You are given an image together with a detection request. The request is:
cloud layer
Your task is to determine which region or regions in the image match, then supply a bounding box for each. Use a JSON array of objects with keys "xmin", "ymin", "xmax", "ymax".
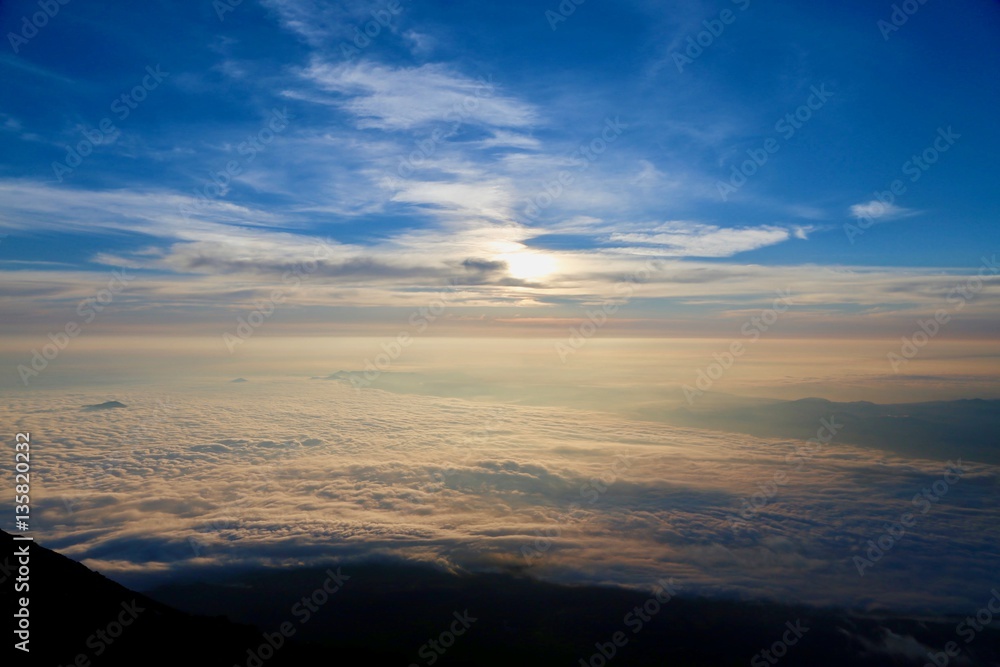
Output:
[{"xmin": 6, "ymin": 380, "xmax": 997, "ymax": 613}]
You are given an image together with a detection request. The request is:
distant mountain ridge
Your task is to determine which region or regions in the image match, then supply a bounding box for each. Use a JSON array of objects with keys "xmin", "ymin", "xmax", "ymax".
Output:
[
  {"xmin": 81, "ymin": 400, "xmax": 127, "ymax": 411},
  {"xmin": 651, "ymin": 398, "xmax": 1000, "ymax": 464}
]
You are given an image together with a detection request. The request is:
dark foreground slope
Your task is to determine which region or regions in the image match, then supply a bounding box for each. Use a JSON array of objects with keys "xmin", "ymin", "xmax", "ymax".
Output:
[
  {"xmin": 5, "ymin": 529, "xmax": 1000, "ymax": 666},
  {"xmin": 150, "ymin": 561, "xmax": 1000, "ymax": 667},
  {"xmin": 1, "ymin": 529, "xmax": 323, "ymax": 666}
]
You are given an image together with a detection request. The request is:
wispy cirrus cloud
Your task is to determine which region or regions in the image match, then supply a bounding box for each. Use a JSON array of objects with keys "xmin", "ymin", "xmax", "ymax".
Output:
[
  {"xmin": 260, "ymin": 0, "xmax": 404, "ymax": 47},
  {"xmin": 607, "ymin": 221, "xmax": 796, "ymax": 258},
  {"xmin": 0, "ymin": 0, "xmax": 996, "ymax": 340},
  {"xmin": 296, "ymin": 60, "xmax": 538, "ymax": 131},
  {"xmin": 849, "ymin": 201, "xmax": 918, "ymax": 222}
]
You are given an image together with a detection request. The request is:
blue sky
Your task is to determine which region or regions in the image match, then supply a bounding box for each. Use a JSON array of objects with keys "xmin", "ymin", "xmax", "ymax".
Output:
[{"xmin": 1, "ymin": 0, "xmax": 998, "ymax": 335}]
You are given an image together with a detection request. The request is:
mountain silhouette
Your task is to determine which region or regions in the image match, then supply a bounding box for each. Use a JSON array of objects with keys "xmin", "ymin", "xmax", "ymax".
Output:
[
  {"xmin": 653, "ymin": 398, "xmax": 1000, "ymax": 464},
  {"xmin": 81, "ymin": 401, "xmax": 127, "ymax": 411},
  {"xmin": 1, "ymin": 529, "xmax": 324, "ymax": 665}
]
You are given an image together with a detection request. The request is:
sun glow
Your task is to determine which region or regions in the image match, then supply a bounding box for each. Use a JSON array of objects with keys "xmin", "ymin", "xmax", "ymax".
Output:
[{"xmin": 498, "ymin": 251, "xmax": 558, "ymax": 281}]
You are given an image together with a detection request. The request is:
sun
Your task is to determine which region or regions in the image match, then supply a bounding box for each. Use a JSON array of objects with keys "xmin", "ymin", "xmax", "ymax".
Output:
[{"xmin": 498, "ymin": 251, "xmax": 558, "ymax": 281}]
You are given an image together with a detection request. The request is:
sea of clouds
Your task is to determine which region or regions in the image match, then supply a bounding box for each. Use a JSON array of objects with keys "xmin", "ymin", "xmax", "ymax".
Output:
[{"xmin": 3, "ymin": 379, "xmax": 997, "ymax": 613}]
